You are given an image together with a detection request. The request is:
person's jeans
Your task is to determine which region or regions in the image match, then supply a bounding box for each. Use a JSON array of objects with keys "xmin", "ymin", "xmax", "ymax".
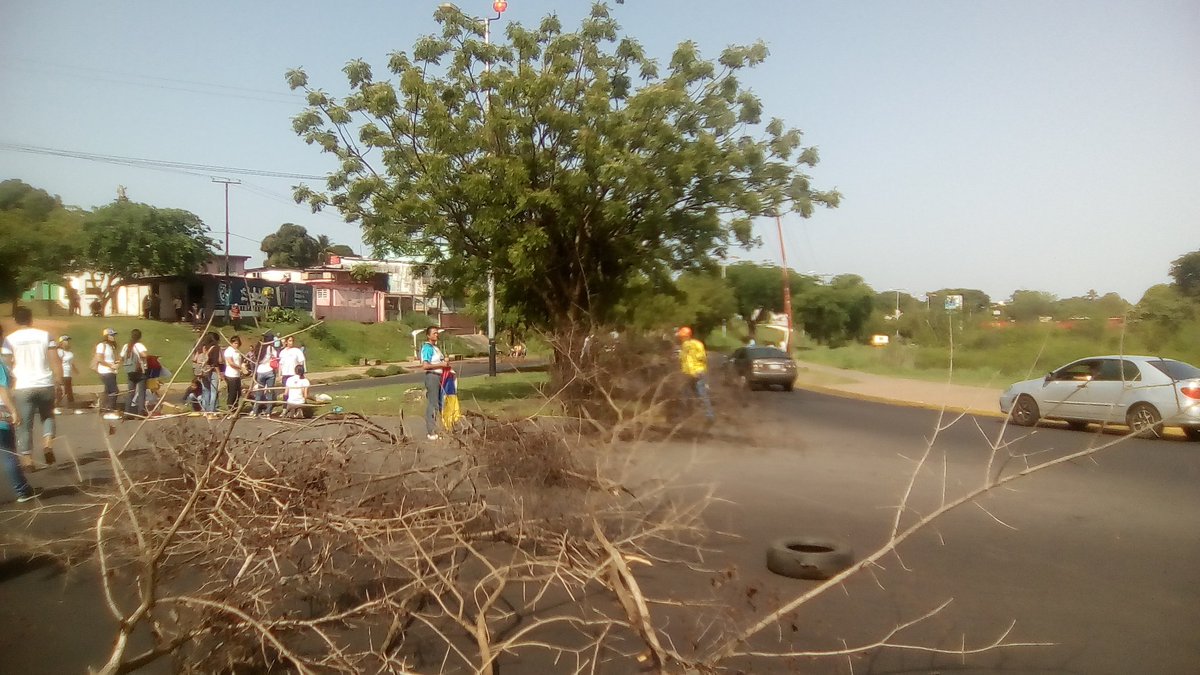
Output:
[
  {"xmin": 685, "ymin": 374, "xmax": 715, "ymax": 421},
  {"xmin": 0, "ymin": 427, "xmax": 32, "ymax": 499},
  {"xmin": 424, "ymin": 372, "xmax": 443, "ymax": 435},
  {"xmin": 126, "ymin": 372, "xmax": 147, "ymax": 417},
  {"xmin": 13, "ymin": 387, "xmax": 55, "ymax": 457},
  {"xmin": 99, "ymin": 373, "xmax": 119, "ymax": 412},
  {"xmin": 201, "ymin": 371, "xmax": 220, "ymax": 413},
  {"xmin": 252, "ymin": 371, "xmax": 275, "ymax": 416}
]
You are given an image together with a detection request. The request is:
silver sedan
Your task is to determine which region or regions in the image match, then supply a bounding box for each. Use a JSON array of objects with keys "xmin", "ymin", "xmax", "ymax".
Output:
[{"xmin": 999, "ymin": 355, "xmax": 1200, "ymax": 440}]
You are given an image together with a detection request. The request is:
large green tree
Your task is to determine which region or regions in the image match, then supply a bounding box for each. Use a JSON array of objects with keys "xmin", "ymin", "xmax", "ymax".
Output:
[
  {"xmin": 287, "ymin": 2, "xmax": 838, "ymax": 364},
  {"xmin": 0, "ymin": 180, "xmax": 84, "ymax": 309},
  {"xmin": 262, "ymin": 223, "xmax": 321, "ymax": 268},
  {"xmin": 794, "ymin": 274, "xmax": 875, "ymax": 346},
  {"xmin": 82, "ymin": 201, "xmax": 217, "ymax": 310},
  {"xmin": 1169, "ymin": 250, "xmax": 1200, "ymax": 298}
]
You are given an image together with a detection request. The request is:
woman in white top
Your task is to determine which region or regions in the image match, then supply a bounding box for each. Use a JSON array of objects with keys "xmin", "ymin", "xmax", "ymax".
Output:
[
  {"xmin": 223, "ymin": 335, "xmax": 245, "ymax": 412},
  {"xmin": 249, "ymin": 332, "xmax": 279, "ymax": 417},
  {"xmin": 277, "ymin": 336, "xmax": 306, "ymax": 388},
  {"xmin": 55, "ymin": 335, "xmax": 76, "ymax": 413},
  {"xmin": 92, "ymin": 328, "xmax": 120, "ymax": 417},
  {"xmin": 284, "ymin": 364, "xmax": 310, "ymax": 418}
]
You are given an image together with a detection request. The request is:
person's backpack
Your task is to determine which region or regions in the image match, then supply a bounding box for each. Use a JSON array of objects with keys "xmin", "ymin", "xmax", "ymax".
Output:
[{"xmin": 122, "ymin": 344, "xmax": 144, "ymax": 374}]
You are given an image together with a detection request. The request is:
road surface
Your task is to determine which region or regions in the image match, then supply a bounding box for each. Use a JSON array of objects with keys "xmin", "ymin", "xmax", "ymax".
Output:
[{"xmin": 0, "ymin": 386, "xmax": 1196, "ymax": 673}]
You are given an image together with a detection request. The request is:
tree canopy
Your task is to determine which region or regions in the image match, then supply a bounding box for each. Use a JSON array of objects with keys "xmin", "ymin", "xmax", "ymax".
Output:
[
  {"xmin": 81, "ymin": 200, "xmax": 216, "ymax": 307},
  {"xmin": 262, "ymin": 223, "xmax": 322, "ymax": 268},
  {"xmin": 0, "ymin": 180, "xmax": 83, "ymax": 306},
  {"xmin": 1169, "ymin": 250, "xmax": 1200, "ymax": 299},
  {"xmin": 288, "ymin": 2, "xmax": 838, "ymax": 344}
]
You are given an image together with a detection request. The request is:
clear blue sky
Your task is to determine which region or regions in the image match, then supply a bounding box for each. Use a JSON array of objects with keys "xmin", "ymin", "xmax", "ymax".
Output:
[{"xmin": 2, "ymin": 0, "xmax": 1197, "ymax": 303}]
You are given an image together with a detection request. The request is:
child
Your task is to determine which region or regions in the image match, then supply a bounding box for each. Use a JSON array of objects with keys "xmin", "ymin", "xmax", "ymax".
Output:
[
  {"xmin": 283, "ymin": 364, "xmax": 310, "ymax": 419},
  {"xmin": 182, "ymin": 378, "xmax": 204, "ymax": 412}
]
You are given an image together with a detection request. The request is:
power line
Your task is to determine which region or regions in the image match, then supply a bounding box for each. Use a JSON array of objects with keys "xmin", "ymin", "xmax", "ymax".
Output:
[
  {"xmin": 0, "ymin": 141, "xmax": 324, "ymax": 180},
  {"xmin": 6, "ymin": 57, "xmax": 304, "ymax": 105}
]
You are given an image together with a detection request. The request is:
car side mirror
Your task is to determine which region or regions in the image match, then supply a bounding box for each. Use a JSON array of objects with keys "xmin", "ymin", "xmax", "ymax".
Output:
[{"xmin": 1044, "ymin": 372, "xmax": 1052, "ymax": 383}]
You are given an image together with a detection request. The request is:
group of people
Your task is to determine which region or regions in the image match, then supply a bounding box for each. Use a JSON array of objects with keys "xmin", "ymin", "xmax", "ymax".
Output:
[{"xmin": 186, "ymin": 331, "xmax": 309, "ymax": 418}]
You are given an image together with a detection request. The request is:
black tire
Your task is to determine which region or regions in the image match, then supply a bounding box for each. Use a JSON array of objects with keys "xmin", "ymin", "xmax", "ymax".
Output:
[
  {"xmin": 1184, "ymin": 426, "xmax": 1200, "ymax": 442},
  {"xmin": 1066, "ymin": 420, "xmax": 1089, "ymax": 432},
  {"xmin": 1010, "ymin": 395, "xmax": 1040, "ymax": 427},
  {"xmin": 783, "ymin": 381, "xmax": 794, "ymax": 392},
  {"xmin": 1126, "ymin": 403, "xmax": 1163, "ymax": 439},
  {"xmin": 766, "ymin": 537, "xmax": 853, "ymax": 580}
]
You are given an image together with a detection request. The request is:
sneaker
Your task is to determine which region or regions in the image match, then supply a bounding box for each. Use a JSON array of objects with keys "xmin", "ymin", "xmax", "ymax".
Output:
[
  {"xmin": 16, "ymin": 489, "xmax": 43, "ymax": 504},
  {"xmin": 426, "ymin": 434, "xmax": 440, "ymax": 441},
  {"xmin": 43, "ymin": 449, "xmax": 56, "ymax": 466},
  {"xmin": 53, "ymin": 408, "xmax": 63, "ymax": 415},
  {"xmin": 102, "ymin": 412, "xmax": 122, "ymax": 421},
  {"xmin": 74, "ymin": 409, "xmax": 86, "ymax": 415}
]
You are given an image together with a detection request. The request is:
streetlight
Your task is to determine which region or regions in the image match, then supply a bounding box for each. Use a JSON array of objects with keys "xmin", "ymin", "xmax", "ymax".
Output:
[
  {"xmin": 774, "ymin": 211, "xmax": 794, "ymax": 353},
  {"xmin": 439, "ymin": 1, "xmax": 507, "ymax": 377}
]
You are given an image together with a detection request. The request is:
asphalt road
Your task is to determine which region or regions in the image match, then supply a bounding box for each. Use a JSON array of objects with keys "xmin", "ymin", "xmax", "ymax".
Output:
[
  {"xmin": 1, "ymin": 386, "xmax": 1197, "ymax": 673},
  {"xmin": 659, "ymin": 386, "xmax": 1200, "ymax": 674}
]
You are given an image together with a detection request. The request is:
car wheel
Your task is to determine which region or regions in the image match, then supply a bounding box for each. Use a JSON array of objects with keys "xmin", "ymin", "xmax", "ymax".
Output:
[
  {"xmin": 766, "ymin": 537, "xmax": 854, "ymax": 580},
  {"xmin": 783, "ymin": 381, "xmax": 794, "ymax": 392},
  {"xmin": 1126, "ymin": 403, "xmax": 1163, "ymax": 439},
  {"xmin": 1066, "ymin": 420, "xmax": 1089, "ymax": 432},
  {"xmin": 1183, "ymin": 426, "xmax": 1200, "ymax": 442},
  {"xmin": 1010, "ymin": 395, "xmax": 1040, "ymax": 427}
]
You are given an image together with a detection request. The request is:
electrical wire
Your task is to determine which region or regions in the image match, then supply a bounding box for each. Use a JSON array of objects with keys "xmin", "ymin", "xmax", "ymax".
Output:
[{"xmin": 0, "ymin": 141, "xmax": 324, "ymax": 180}]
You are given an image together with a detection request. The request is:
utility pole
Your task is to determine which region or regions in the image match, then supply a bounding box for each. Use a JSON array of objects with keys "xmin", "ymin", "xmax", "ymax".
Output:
[{"xmin": 212, "ymin": 178, "xmax": 240, "ymax": 315}]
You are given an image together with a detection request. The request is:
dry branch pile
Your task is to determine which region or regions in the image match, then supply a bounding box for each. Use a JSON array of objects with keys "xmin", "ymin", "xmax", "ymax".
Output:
[{"xmin": 87, "ymin": 413, "xmax": 713, "ymax": 674}]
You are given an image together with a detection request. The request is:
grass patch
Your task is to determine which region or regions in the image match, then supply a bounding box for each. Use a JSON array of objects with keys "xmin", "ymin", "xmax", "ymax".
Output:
[{"xmin": 323, "ymin": 371, "xmax": 553, "ymax": 418}]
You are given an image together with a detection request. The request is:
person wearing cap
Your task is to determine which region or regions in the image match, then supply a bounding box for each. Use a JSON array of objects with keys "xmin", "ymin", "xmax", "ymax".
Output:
[
  {"xmin": 54, "ymin": 335, "xmax": 76, "ymax": 413},
  {"xmin": 676, "ymin": 326, "xmax": 714, "ymax": 422},
  {"xmin": 1, "ymin": 306, "xmax": 63, "ymax": 469},
  {"xmin": 92, "ymin": 328, "xmax": 121, "ymax": 418}
]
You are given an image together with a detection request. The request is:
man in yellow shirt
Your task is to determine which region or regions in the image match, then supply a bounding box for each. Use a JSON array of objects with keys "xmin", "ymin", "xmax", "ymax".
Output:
[{"xmin": 676, "ymin": 326, "xmax": 714, "ymax": 421}]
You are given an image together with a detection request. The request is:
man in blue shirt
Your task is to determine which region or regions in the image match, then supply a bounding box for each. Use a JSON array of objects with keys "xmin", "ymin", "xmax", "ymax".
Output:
[{"xmin": 419, "ymin": 327, "xmax": 446, "ymax": 440}]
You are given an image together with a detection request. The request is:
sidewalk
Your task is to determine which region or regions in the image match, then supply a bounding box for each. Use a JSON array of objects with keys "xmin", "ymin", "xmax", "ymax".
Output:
[{"xmin": 792, "ymin": 359, "xmax": 1005, "ymax": 418}]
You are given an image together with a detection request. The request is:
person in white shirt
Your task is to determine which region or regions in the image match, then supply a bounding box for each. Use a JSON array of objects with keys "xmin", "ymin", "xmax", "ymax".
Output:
[
  {"xmin": 277, "ymin": 336, "xmax": 306, "ymax": 389},
  {"xmin": 92, "ymin": 328, "xmax": 121, "ymax": 418},
  {"xmin": 119, "ymin": 329, "xmax": 149, "ymax": 417},
  {"xmin": 284, "ymin": 364, "xmax": 310, "ymax": 418},
  {"xmin": 223, "ymin": 335, "xmax": 245, "ymax": 412},
  {"xmin": 249, "ymin": 332, "xmax": 279, "ymax": 417},
  {"xmin": 54, "ymin": 335, "xmax": 76, "ymax": 414},
  {"xmin": 1, "ymin": 307, "xmax": 63, "ymax": 468}
]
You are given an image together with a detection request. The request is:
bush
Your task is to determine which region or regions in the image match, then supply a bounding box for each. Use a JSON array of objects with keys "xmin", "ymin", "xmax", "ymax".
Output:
[
  {"xmin": 384, "ymin": 364, "xmax": 405, "ymax": 376},
  {"xmin": 266, "ymin": 307, "xmax": 303, "ymax": 324},
  {"xmin": 365, "ymin": 367, "xmax": 386, "ymax": 378}
]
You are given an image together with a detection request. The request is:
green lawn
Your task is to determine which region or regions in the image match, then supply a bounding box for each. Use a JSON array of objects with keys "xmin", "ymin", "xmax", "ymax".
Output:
[{"xmin": 323, "ymin": 371, "xmax": 553, "ymax": 418}]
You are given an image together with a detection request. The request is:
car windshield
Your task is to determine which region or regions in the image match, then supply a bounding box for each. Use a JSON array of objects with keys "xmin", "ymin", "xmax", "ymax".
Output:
[
  {"xmin": 747, "ymin": 347, "xmax": 789, "ymax": 360},
  {"xmin": 1148, "ymin": 359, "xmax": 1200, "ymax": 381}
]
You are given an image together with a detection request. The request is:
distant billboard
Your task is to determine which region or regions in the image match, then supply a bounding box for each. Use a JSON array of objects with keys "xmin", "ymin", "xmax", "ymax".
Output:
[{"xmin": 944, "ymin": 294, "xmax": 963, "ymax": 311}]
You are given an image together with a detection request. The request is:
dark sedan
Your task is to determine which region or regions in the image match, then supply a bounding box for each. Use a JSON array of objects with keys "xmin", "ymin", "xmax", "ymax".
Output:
[{"xmin": 726, "ymin": 346, "xmax": 797, "ymax": 391}]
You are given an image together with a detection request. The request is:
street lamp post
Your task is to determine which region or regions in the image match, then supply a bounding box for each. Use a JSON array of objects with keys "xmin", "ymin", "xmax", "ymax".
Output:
[
  {"xmin": 774, "ymin": 212, "xmax": 793, "ymax": 353},
  {"xmin": 440, "ymin": 1, "xmax": 507, "ymax": 377}
]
